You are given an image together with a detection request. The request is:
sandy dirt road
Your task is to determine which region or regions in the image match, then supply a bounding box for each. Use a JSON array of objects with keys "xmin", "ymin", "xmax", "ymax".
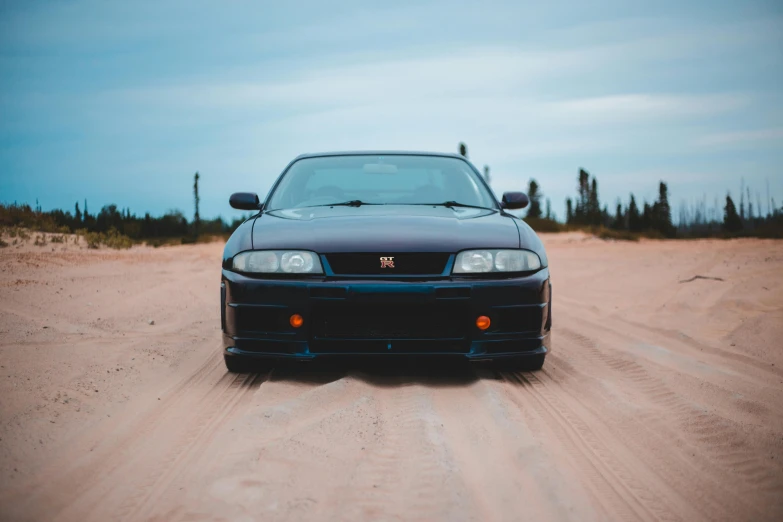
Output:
[{"xmin": 1, "ymin": 233, "xmax": 782, "ymax": 521}]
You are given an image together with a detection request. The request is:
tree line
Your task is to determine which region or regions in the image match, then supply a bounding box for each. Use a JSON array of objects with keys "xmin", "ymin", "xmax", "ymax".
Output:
[
  {"xmin": 561, "ymin": 168, "xmax": 677, "ymax": 237},
  {"xmin": 0, "ymin": 201, "xmax": 247, "ymax": 242},
  {"xmin": 457, "ymin": 142, "xmax": 782, "ymax": 239},
  {"xmin": 4, "ymin": 157, "xmax": 782, "ymax": 244},
  {"xmin": 525, "ymin": 168, "xmax": 782, "ymax": 238},
  {"xmin": 0, "ymin": 172, "xmax": 248, "ymax": 244}
]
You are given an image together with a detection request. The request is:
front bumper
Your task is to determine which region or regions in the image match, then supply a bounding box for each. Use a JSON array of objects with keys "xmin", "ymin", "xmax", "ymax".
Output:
[{"xmin": 221, "ymin": 269, "xmax": 552, "ymax": 361}]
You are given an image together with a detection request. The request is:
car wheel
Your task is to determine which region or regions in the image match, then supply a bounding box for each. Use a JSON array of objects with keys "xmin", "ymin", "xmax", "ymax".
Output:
[
  {"xmin": 500, "ymin": 354, "xmax": 545, "ymax": 372},
  {"xmin": 223, "ymin": 354, "xmax": 275, "ymax": 373}
]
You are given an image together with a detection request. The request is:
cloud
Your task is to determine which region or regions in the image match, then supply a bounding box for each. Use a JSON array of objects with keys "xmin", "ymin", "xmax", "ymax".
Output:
[
  {"xmin": 2, "ymin": 1, "xmax": 782, "ymax": 219},
  {"xmin": 103, "ymin": 42, "xmax": 752, "ymax": 141},
  {"xmin": 543, "ymin": 94, "xmax": 750, "ymax": 124},
  {"xmin": 694, "ymin": 128, "xmax": 783, "ymax": 147},
  {"xmin": 109, "ymin": 45, "xmax": 598, "ymax": 109}
]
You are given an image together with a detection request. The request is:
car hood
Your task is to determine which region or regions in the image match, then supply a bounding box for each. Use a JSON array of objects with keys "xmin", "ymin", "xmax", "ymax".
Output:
[{"xmin": 251, "ymin": 205, "xmax": 522, "ymax": 253}]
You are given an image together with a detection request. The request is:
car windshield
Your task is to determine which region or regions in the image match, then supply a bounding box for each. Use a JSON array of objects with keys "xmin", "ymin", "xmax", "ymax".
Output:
[{"xmin": 265, "ymin": 155, "xmax": 497, "ymax": 210}]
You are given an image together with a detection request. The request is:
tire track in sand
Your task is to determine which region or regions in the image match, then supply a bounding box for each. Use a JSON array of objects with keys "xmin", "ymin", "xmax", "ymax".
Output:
[
  {"xmin": 329, "ymin": 382, "xmax": 465, "ymax": 522},
  {"xmin": 497, "ymin": 370, "xmax": 683, "ymax": 522},
  {"xmin": 159, "ymin": 374, "xmax": 381, "ymax": 522},
  {"xmin": 114, "ymin": 371, "xmax": 266, "ymax": 522},
  {"xmin": 558, "ymin": 324, "xmax": 783, "ymax": 499},
  {"xmin": 2, "ymin": 351, "xmax": 223, "ymax": 521},
  {"xmin": 431, "ymin": 375, "xmax": 599, "ymax": 521}
]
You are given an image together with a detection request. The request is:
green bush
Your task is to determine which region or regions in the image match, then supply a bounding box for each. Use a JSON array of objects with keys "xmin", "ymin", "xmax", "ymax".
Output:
[
  {"xmin": 84, "ymin": 231, "xmax": 102, "ymax": 248},
  {"xmin": 103, "ymin": 228, "xmax": 133, "ymax": 249},
  {"xmin": 81, "ymin": 228, "xmax": 132, "ymax": 249},
  {"xmin": 592, "ymin": 227, "xmax": 640, "ymax": 242},
  {"xmin": 8, "ymin": 227, "xmax": 31, "ymax": 240},
  {"xmin": 524, "ymin": 217, "xmax": 566, "ymax": 233}
]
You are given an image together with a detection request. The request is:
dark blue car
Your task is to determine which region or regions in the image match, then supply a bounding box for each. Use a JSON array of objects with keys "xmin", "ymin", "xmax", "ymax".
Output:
[{"xmin": 221, "ymin": 151, "xmax": 552, "ymax": 372}]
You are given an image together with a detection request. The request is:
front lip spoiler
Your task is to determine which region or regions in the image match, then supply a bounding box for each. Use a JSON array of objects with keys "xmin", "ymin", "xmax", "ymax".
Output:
[{"xmin": 224, "ymin": 346, "xmax": 548, "ymax": 360}]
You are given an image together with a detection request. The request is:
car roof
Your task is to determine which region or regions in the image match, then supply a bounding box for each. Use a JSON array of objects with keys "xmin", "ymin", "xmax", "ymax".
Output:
[{"xmin": 293, "ymin": 150, "xmax": 467, "ymax": 160}]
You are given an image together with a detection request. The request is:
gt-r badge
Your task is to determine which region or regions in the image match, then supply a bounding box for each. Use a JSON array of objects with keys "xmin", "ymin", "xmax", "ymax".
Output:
[{"xmin": 380, "ymin": 256, "xmax": 395, "ymax": 268}]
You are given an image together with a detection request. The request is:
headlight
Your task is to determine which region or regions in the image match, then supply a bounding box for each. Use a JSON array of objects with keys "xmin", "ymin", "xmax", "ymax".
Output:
[
  {"xmin": 233, "ymin": 250, "xmax": 323, "ymax": 274},
  {"xmin": 453, "ymin": 249, "xmax": 541, "ymax": 273}
]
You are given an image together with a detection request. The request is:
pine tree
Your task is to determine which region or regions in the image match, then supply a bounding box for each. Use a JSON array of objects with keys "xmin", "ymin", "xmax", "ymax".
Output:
[
  {"xmin": 723, "ymin": 194, "xmax": 743, "ymax": 233},
  {"xmin": 576, "ymin": 169, "xmax": 590, "ymax": 222},
  {"xmin": 740, "ymin": 179, "xmax": 745, "ymax": 220},
  {"xmin": 613, "ymin": 202, "xmax": 624, "ymax": 230},
  {"xmin": 545, "ymin": 198, "xmax": 551, "ymax": 220},
  {"xmin": 588, "ymin": 178, "xmax": 600, "ymax": 225},
  {"xmin": 75, "ymin": 202, "xmax": 82, "ymax": 223},
  {"xmin": 526, "ymin": 179, "xmax": 542, "ymax": 219},
  {"xmin": 642, "ymin": 202, "xmax": 652, "ymax": 230},
  {"xmin": 655, "ymin": 181, "xmax": 674, "ymax": 236},
  {"xmin": 566, "ymin": 198, "xmax": 573, "ymax": 223},
  {"xmin": 628, "ymin": 195, "xmax": 641, "ymax": 231}
]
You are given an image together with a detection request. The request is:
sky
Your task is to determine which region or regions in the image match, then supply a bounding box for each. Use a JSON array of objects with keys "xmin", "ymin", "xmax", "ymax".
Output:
[{"xmin": 1, "ymin": 0, "xmax": 782, "ymax": 223}]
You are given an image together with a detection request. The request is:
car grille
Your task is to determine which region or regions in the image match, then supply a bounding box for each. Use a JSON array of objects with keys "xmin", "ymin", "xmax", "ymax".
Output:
[
  {"xmin": 325, "ymin": 253, "xmax": 450, "ymax": 275},
  {"xmin": 312, "ymin": 303, "xmax": 467, "ymax": 340}
]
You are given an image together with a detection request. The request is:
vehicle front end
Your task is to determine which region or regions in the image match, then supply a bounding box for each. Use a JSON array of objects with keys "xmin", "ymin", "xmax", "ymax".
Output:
[
  {"xmin": 221, "ymin": 152, "xmax": 552, "ymax": 371},
  {"xmin": 221, "ymin": 250, "xmax": 552, "ymax": 365}
]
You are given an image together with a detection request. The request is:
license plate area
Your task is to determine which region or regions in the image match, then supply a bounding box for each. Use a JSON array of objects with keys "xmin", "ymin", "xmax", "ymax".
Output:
[{"xmin": 311, "ymin": 303, "xmax": 468, "ymax": 340}]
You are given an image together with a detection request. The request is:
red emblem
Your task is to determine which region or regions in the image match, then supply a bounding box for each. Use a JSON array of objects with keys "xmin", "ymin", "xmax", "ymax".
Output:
[{"xmin": 380, "ymin": 256, "xmax": 395, "ymax": 268}]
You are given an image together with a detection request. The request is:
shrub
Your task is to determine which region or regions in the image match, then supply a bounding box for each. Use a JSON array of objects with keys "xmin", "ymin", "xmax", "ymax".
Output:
[
  {"xmin": 81, "ymin": 228, "xmax": 133, "ymax": 249},
  {"xmin": 103, "ymin": 228, "xmax": 133, "ymax": 249},
  {"xmin": 524, "ymin": 217, "xmax": 566, "ymax": 233},
  {"xmin": 593, "ymin": 227, "xmax": 640, "ymax": 242},
  {"xmin": 84, "ymin": 231, "xmax": 102, "ymax": 248}
]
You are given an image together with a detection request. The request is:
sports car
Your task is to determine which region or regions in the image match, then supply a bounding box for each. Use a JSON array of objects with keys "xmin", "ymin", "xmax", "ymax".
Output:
[{"xmin": 221, "ymin": 151, "xmax": 552, "ymax": 372}]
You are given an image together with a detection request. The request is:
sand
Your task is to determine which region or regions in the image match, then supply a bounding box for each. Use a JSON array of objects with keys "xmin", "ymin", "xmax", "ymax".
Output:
[{"xmin": 0, "ymin": 232, "xmax": 781, "ymax": 521}]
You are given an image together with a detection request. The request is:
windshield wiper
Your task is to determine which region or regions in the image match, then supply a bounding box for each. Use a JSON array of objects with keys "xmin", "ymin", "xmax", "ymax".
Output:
[
  {"xmin": 418, "ymin": 201, "xmax": 494, "ymax": 210},
  {"xmin": 329, "ymin": 199, "xmax": 387, "ymax": 207},
  {"xmin": 302, "ymin": 200, "xmax": 383, "ymax": 208}
]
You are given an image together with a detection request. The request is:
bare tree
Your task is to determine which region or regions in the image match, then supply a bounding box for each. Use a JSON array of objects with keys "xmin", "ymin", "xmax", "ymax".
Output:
[{"xmin": 193, "ymin": 172, "xmax": 201, "ymax": 236}]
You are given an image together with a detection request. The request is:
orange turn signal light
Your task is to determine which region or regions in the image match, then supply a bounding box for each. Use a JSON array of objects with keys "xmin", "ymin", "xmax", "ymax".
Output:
[
  {"xmin": 290, "ymin": 314, "xmax": 304, "ymax": 328},
  {"xmin": 476, "ymin": 315, "xmax": 491, "ymax": 330}
]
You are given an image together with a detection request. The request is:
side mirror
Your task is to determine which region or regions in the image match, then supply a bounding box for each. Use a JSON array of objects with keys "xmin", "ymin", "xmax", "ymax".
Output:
[
  {"xmin": 229, "ymin": 192, "xmax": 262, "ymax": 210},
  {"xmin": 501, "ymin": 191, "xmax": 529, "ymax": 210}
]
